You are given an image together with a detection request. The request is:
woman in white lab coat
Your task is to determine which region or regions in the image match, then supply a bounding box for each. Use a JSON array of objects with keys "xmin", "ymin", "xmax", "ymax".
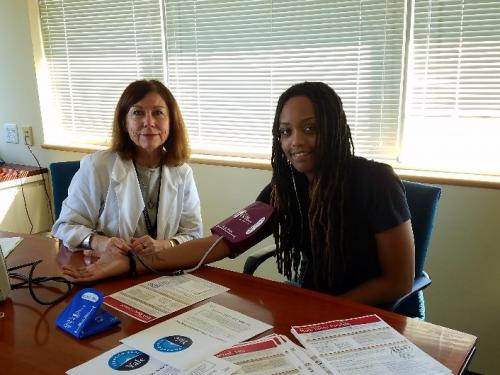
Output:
[{"xmin": 53, "ymin": 80, "xmax": 202, "ymax": 255}]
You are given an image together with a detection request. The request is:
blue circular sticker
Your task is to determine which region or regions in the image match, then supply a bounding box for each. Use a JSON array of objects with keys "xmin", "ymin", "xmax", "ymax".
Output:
[
  {"xmin": 108, "ymin": 350, "xmax": 150, "ymax": 371},
  {"xmin": 154, "ymin": 335, "xmax": 193, "ymax": 352}
]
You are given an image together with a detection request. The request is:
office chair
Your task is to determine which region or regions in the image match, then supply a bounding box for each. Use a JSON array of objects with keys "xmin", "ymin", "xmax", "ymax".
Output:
[
  {"xmin": 243, "ymin": 180, "xmax": 441, "ymax": 320},
  {"xmin": 49, "ymin": 160, "xmax": 80, "ymax": 220}
]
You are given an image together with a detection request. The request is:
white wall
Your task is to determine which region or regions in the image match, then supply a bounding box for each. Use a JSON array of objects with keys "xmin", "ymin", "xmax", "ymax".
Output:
[
  {"xmin": 0, "ymin": 175, "xmax": 52, "ymax": 233},
  {"xmin": 1, "ymin": 1, "xmax": 498, "ymax": 373}
]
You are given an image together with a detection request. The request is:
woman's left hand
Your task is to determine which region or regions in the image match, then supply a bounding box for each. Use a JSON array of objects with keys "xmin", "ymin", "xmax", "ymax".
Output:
[
  {"xmin": 62, "ymin": 250, "xmax": 129, "ymax": 282},
  {"xmin": 130, "ymin": 235, "xmax": 164, "ymax": 254}
]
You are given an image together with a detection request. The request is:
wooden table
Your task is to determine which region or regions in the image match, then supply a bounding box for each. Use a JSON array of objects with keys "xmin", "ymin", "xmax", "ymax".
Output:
[{"xmin": 0, "ymin": 232, "xmax": 477, "ymax": 374}]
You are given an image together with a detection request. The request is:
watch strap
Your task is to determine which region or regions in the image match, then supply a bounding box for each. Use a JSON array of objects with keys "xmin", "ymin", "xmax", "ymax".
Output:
[{"xmin": 126, "ymin": 251, "xmax": 137, "ymax": 277}]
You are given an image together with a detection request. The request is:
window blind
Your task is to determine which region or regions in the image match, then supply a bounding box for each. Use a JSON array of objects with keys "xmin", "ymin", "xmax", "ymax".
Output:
[
  {"xmin": 163, "ymin": 0, "xmax": 406, "ymax": 160},
  {"xmin": 407, "ymin": 0, "xmax": 500, "ymax": 117},
  {"xmin": 38, "ymin": 0, "xmax": 164, "ymax": 144},
  {"xmin": 403, "ymin": 0, "xmax": 500, "ymax": 174}
]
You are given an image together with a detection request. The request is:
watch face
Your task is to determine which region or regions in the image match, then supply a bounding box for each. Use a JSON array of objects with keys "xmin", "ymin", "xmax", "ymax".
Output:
[{"xmin": 82, "ymin": 233, "xmax": 93, "ymax": 249}]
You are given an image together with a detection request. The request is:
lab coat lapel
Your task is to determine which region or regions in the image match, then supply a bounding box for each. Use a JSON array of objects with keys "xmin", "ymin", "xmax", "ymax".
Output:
[{"xmin": 111, "ymin": 157, "xmax": 143, "ymax": 240}]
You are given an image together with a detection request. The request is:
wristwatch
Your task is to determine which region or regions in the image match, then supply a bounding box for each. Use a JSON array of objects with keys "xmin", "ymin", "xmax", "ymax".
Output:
[{"xmin": 81, "ymin": 232, "xmax": 95, "ymax": 250}]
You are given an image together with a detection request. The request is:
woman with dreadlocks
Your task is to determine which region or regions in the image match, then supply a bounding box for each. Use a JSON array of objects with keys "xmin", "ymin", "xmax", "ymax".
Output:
[
  {"xmin": 63, "ymin": 82, "xmax": 414, "ymax": 306},
  {"xmin": 254, "ymin": 82, "xmax": 415, "ymax": 305}
]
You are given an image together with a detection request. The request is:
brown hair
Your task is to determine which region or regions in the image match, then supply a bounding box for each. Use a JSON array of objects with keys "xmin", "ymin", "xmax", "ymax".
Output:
[
  {"xmin": 110, "ymin": 79, "xmax": 190, "ymax": 166},
  {"xmin": 271, "ymin": 82, "xmax": 354, "ymax": 290}
]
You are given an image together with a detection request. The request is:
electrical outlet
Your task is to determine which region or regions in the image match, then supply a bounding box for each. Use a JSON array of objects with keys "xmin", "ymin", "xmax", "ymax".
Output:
[
  {"xmin": 22, "ymin": 126, "xmax": 34, "ymax": 146},
  {"xmin": 4, "ymin": 123, "xmax": 19, "ymax": 144}
]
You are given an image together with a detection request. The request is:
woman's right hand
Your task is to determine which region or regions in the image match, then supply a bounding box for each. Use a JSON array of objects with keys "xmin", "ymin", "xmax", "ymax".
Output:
[{"xmin": 91, "ymin": 234, "xmax": 132, "ymax": 256}]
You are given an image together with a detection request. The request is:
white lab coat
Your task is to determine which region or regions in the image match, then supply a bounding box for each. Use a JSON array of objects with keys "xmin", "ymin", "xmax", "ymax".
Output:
[{"xmin": 52, "ymin": 150, "xmax": 203, "ymax": 250}]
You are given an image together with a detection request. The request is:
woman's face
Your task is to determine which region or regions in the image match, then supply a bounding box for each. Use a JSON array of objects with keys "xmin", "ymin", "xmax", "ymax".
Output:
[
  {"xmin": 126, "ymin": 91, "xmax": 170, "ymax": 154},
  {"xmin": 278, "ymin": 95, "xmax": 317, "ymax": 181}
]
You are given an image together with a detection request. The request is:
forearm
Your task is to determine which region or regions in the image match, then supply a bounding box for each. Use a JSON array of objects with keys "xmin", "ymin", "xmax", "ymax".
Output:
[
  {"xmin": 344, "ymin": 221, "xmax": 415, "ymax": 306},
  {"xmin": 135, "ymin": 235, "xmax": 231, "ymax": 272},
  {"xmin": 92, "ymin": 235, "xmax": 176, "ymax": 255},
  {"xmin": 340, "ymin": 276, "xmax": 412, "ymax": 306},
  {"xmin": 62, "ymin": 235, "xmax": 233, "ymax": 282}
]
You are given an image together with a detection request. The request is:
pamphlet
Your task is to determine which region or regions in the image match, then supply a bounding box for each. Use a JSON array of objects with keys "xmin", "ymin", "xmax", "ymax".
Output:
[
  {"xmin": 216, "ymin": 334, "xmax": 328, "ymax": 374},
  {"xmin": 66, "ymin": 343, "xmax": 239, "ymax": 375},
  {"xmin": 104, "ymin": 274, "xmax": 229, "ymax": 323},
  {"xmin": 291, "ymin": 314, "xmax": 452, "ymax": 375},
  {"xmin": 121, "ymin": 302, "xmax": 272, "ymax": 370},
  {"xmin": 0, "ymin": 236, "xmax": 23, "ymax": 257}
]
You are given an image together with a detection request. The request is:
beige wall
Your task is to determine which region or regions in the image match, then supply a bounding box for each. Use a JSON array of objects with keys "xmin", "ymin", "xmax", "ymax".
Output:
[
  {"xmin": 0, "ymin": 175, "xmax": 52, "ymax": 233},
  {"xmin": 1, "ymin": 1, "xmax": 498, "ymax": 373}
]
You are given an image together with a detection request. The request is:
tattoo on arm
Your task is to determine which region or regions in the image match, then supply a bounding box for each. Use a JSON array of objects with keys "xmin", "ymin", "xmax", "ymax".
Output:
[{"xmin": 142, "ymin": 251, "xmax": 166, "ymax": 264}]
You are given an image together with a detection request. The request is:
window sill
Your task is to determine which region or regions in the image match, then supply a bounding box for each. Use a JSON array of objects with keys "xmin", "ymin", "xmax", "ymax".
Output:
[{"xmin": 42, "ymin": 143, "xmax": 500, "ymax": 189}]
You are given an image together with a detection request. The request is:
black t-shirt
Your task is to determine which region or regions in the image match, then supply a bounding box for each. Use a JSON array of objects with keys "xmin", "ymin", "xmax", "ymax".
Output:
[{"xmin": 256, "ymin": 156, "xmax": 410, "ymax": 295}]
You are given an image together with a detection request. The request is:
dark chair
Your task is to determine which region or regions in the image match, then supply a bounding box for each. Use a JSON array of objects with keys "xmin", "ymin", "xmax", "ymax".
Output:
[
  {"xmin": 243, "ymin": 180, "xmax": 441, "ymax": 320},
  {"xmin": 49, "ymin": 161, "xmax": 80, "ymax": 220}
]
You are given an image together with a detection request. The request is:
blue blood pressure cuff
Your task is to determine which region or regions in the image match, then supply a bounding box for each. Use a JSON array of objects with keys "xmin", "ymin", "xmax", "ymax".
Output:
[
  {"xmin": 56, "ymin": 288, "xmax": 120, "ymax": 339},
  {"xmin": 210, "ymin": 201, "xmax": 274, "ymax": 258}
]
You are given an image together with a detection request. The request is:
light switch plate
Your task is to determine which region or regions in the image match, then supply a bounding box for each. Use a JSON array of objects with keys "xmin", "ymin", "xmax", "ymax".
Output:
[{"xmin": 4, "ymin": 123, "xmax": 19, "ymax": 144}]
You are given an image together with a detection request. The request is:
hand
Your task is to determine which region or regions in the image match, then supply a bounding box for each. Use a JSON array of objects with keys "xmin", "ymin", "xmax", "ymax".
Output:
[
  {"xmin": 62, "ymin": 250, "xmax": 129, "ymax": 282},
  {"xmin": 130, "ymin": 235, "xmax": 164, "ymax": 254},
  {"xmin": 94, "ymin": 235, "xmax": 132, "ymax": 255}
]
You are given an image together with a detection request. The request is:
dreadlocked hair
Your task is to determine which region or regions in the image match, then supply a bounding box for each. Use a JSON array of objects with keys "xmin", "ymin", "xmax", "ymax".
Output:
[{"xmin": 270, "ymin": 82, "xmax": 354, "ymax": 290}]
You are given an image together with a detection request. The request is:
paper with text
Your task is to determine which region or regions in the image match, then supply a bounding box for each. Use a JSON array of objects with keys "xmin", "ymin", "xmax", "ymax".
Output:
[
  {"xmin": 216, "ymin": 334, "xmax": 328, "ymax": 374},
  {"xmin": 291, "ymin": 314, "xmax": 452, "ymax": 375},
  {"xmin": 121, "ymin": 302, "xmax": 272, "ymax": 371},
  {"xmin": 66, "ymin": 343, "xmax": 239, "ymax": 375},
  {"xmin": 104, "ymin": 274, "xmax": 229, "ymax": 323}
]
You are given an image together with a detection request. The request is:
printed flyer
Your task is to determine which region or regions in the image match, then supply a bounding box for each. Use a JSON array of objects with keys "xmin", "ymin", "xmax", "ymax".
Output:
[
  {"xmin": 121, "ymin": 302, "xmax": 272, "ymax": 370},
  {"xmin": 66, "ymin": 343, "xmax": 239, "ymax": 375}
]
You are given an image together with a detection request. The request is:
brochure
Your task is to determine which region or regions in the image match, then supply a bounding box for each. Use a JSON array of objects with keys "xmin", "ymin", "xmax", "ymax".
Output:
[
  {"xmin": 291, "ymin": 314, "xmax": 452, "ymax": 375},
  {"xmin": 216, "ymin": 334, "xmax": 328, "ymax": 374},
  {"xmin": 105, "ymin": 274, "xmax": 229, "ymax": 323},
  {"xmin": 66, "ymin": 343, "xmax": 239, "ymax": 375},
  {"xmin": 121, "ymin": 302, "xmax": 272, "ymax": 370}
]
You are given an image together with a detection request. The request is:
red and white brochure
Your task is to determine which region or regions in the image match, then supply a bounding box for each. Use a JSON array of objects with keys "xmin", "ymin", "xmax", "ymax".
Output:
[
  {"xmin": 291, "ymin": 314, "xmax": 452, "ymax": 375},
  {"xmin": 104, "ymin": 274, "xmax": 228, "ymax": 323},
  {"xmin": 216, "ymin": 334, "xmax": 328, "ymax": 374}
]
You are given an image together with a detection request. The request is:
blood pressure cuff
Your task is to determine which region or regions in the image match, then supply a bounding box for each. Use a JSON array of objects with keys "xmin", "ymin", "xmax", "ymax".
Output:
[
  {"xmin": 210, "ymin": 201, "xmax": 274, "ymax": 258},
  {"xmin": 56, "ymin": 288, "xmax": 120, "ymax": 339}
]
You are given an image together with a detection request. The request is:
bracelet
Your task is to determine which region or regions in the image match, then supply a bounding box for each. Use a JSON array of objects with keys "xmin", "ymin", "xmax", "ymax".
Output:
[
  {"xmin": 126, "ymin": 251, "xmax": 137, "ymax": 277},
  {"xmin": 169, "ymin": 239, "xmax": 177, "ymax": 248}
]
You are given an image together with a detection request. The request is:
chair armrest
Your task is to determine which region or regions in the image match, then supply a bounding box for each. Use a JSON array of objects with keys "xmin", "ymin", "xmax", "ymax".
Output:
[
  {"xmin": 386, "ymin": 271, "xmax": 432, "ymax": 312},
  {"xmin": 243, "ymin": 245, "xmax": 277, "ymax": 275}
]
